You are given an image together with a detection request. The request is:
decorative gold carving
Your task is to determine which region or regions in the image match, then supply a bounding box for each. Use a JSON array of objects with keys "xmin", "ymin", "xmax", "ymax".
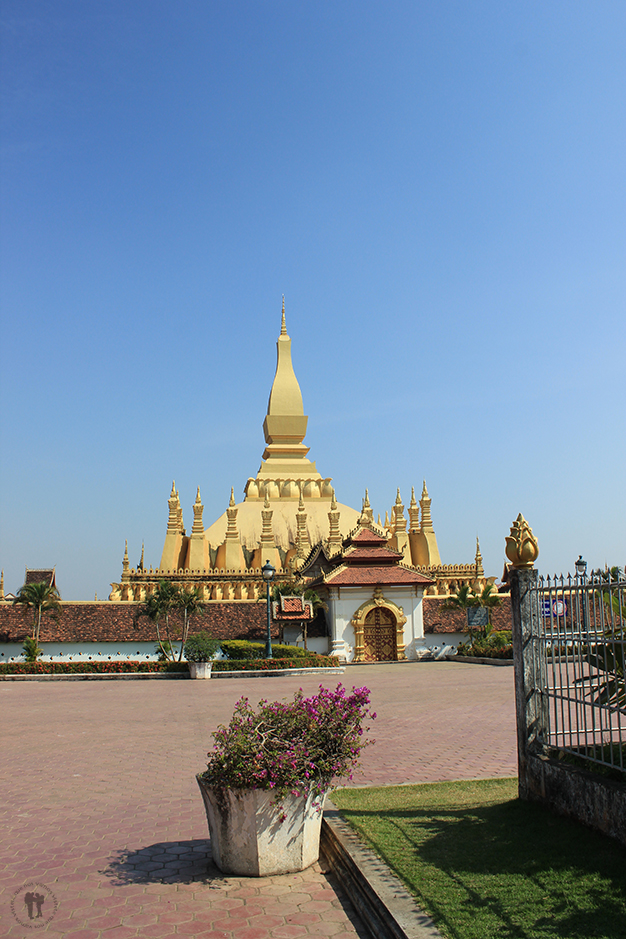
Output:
[
  {"xmin": 505, "ymin": 514, "xmax": 539, "ymax": 569},
  {"xmin": 350, "ymin": 590, "xmax": 407, "ymax": 662}
]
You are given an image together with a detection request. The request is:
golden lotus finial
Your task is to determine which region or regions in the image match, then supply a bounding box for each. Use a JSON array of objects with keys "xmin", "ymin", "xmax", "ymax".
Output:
[{"xmin": 505, "ymin": 513, "xmax": 539, "ymax": 569}]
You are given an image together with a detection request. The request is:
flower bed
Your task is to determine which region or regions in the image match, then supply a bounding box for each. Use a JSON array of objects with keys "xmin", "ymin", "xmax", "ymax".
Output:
[
  {"xmin": 0, "ymin": 660, "xmax": 188, "ymax": 675},
  {"xmin": 212, "ymin": 654, "xmax": 340, "ymax": 672},
  {"xmin": 455, "ymin": 631, "xmax": 513, "ymax": 660}
]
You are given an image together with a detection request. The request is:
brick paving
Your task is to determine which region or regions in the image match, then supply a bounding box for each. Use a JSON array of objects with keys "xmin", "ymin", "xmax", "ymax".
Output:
[{"xmin": 0, "ymin": 662, "xmax": 516, "ymax": 937}]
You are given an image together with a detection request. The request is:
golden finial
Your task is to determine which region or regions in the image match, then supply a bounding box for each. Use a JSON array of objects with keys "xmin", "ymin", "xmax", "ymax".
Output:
[
  {"xmin": 281, "ymin": 295, "xmax": 287, "ymax": 336},
  {"xmin": 0, "ymin": 570, "xmax": 4, "ymax": 601},
  {"xmin": 196, "ymin": 487, "xmax": 202, "ymax": 504},
  {"xmin": 396, "ymin": 488, "xmax": 402, "ymax": 504},
  {"xmin": 422, "ymin": 480, "xmax": 429, "ymax": 498},
  {"xmin": 505, "ymin": 514, "xmax": 539, "ymax": 569},
  {"xmin": 171, "ymin": 480, "xmax": 176, "ymax": 495},
  {"xmin": 229, "ymin": 487, "xmax": 235, "ymax": 507},
  {"xmin": 330, "ymin": 488, "xmax": 337, "ymax": 511}
]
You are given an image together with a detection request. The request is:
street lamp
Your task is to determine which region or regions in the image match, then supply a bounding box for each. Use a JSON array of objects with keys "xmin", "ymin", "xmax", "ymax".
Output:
[
  {"xmin": 262, "ymin": 560, "xmax": 276, "ymax": 659},
  {"xmin": 575, "ymin": 556, "xmax": 587, "ymax": 579}
]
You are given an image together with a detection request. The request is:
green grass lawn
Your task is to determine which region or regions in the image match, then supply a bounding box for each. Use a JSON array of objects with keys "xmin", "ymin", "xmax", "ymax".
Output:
[{"xmin": 332, "ymin": 778, "xmax": 626, "ymax": 939}]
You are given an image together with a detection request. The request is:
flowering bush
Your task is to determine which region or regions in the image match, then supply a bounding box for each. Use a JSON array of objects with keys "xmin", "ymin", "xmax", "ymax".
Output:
[
  {"xmin": 0, "ymin": 660, "xmax": 187, "ymax": 675},
  {"xmin": 200, "ymin": 684, "xmax": 375, "ymax": 809}
]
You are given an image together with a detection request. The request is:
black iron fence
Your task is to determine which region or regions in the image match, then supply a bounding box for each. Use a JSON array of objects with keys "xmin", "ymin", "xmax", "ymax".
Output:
[{"xmin": 530, "ymin": 571, "xmax": 625, "ymax": 776}]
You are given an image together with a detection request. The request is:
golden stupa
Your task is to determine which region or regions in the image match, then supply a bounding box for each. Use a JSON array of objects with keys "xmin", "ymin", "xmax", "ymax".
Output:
[{"xmin": 109, "ymin": 300, "xmax": 487, "ymax": 603}]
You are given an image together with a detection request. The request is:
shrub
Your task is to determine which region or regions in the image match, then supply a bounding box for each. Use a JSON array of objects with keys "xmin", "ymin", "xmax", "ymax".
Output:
[
  {"xmin": 0, "ymin": 660, "xmax": 188, "ymax": 675},
  {"xmin": 184, "ymin": 632, "xmax": 221, "ymax": 662},
  {"xmin": 456, "ymin": 631, "xmax": 513, "ymax": 659},
  {"xmin": 22, "ymin": 637, "xmax": 43, "ymax": 662},
  {"xmin": 200, "ymin": 684, "xmax": 375, "ymax": 811},
  {"xmin": 219, "ymin": 640, "xmax": 308, "ymax": 660},
  {"xmin": 212, "ymin": 654, "xmax": 339, "ymax": 672}
]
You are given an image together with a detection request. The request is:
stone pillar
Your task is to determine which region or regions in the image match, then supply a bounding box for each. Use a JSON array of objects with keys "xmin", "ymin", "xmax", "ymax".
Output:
[{"xmin": 510, "ymin": 566, "xmax": 548, "ymax": 799}]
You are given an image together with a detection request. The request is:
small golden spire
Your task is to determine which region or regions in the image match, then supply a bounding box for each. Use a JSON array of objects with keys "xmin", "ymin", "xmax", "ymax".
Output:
[
  {"xmin": 229, "ymin": 487, "xmax": 235, "ymax": 507},
  {"xmin": 475, "ymin": 537, "xmax": 484, "ymax": 577},
  {"xmin": 139, "ymin": 542, "xmax": 145, "ymax": 570},
  {"xmin": 0, "ymin": 570, "xmax": 4, "ymax": 601},
  {"xmin": 330, "ymin": 487, "xmax": 337, "ymax": 512},
  {"xmin": 281, "ymin": 295, "xmax": 287, "ymax": 336},
  {"xmin": 196, "ymin": 487, "xmax": 202, "ymax": 504}
]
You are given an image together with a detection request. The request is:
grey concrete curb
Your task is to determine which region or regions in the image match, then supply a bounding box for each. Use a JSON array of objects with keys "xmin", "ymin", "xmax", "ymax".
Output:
[
  {"xmin": 0, "ymin": 671, "xmax": 189, "ymax": 681},
  {"xmin": 211, "ymin": 666, "xmax": 345, "ymax": 679},
  {"xmin": 320, "ymin": 804, "xmax": 442, "ymax": 939},
  {"xmin": 444, "ymin": 655, "xmax": 513, "ymax": 666},
  {"xmin": 0, "ymin": 666, "xmax": 345, "ymax": 681}
]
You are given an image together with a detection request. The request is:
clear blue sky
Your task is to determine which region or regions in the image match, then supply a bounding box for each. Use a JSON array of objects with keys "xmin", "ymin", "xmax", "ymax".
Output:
[{"xmin": 1, "ymin": 1, "xmax": 624, "ymax": 599}]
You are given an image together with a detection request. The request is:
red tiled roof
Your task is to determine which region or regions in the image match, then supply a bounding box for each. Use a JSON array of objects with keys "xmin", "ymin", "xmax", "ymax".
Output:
[
  {"xmin": 349, "ymin": 529, "xmax": 388, "ymax": 546},
  {"xmin": 343, "ymin": 546, "xmax": 403, "ymax": 563},
  {"xmin": 271, "ymin": 595, "xmax": 314, "ymax": 621},
  {"xmin": 25, "ymin": 568, "xmax": 56, "ymax": 588},
  {"xmin": 324, "ymin": 565, "xmax": 434, "ymax": 587}
]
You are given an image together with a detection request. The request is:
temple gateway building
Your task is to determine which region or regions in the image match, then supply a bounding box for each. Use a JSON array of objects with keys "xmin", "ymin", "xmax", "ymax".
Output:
[{"xmin": 104, "ymin": 301, "xmax": 496, "ymax": 662}]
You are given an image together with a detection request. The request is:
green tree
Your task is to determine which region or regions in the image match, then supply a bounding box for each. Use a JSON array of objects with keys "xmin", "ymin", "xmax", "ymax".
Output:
[
  {"xmin": 14, "ymin": 581, "xmax": 61, "ymax": 647},
  {"xmin": 176, "ymin": 587, "xmax": 205, "ymax": 662},
  {"xmin": 473, "ymin": 582, "xmax": 502, "ymax": 639},
  {"xmin": 137, "ymin": 580, "xmax": 180, "ymax": 661}
]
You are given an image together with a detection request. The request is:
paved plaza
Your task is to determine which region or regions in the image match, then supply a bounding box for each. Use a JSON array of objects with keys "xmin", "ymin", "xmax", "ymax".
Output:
[{"xmin": 0, "ymin": 662, "xmax": 516, "ymax": 938}]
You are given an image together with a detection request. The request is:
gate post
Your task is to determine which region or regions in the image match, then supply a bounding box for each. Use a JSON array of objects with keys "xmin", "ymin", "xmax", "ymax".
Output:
[{"xmin": 506, "ymin": 515, "xmax": 547, "ymax": 799}]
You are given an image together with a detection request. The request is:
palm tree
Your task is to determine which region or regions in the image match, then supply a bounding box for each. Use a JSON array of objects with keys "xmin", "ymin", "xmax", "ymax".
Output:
[
  {"xmin": 473, "ymin": 582, "xmax": 502, "ymax": 639},
  {"xmin": 138, "ymin": 580, "xmax": 180, "ymax": 661},
  {"xmin": 14, "ymin": 581, "xmax": 61, "ymax": 646},
  {"xmin": 441, "ymin": 583, "xmax": 480, "ymax": 640},
  {"xmin": 176, "ymin": 587, "xmax": 205, "ymax": 662}
]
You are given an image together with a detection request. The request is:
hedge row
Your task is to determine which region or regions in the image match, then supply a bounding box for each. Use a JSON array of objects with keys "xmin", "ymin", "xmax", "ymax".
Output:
[
  {"xmin": 0, "ymin": 655, "xmax": 339, "ymax": 675},
  {"xmin": 0, "ymin": 661, "xmax": 188, "ymax": 675},
  {"xmin": 218, "ymin": 640, "xmax": 309, "ymax": 660},
  {"xmin": 212, "ymin": 654, "xmax": 340, "ymax": 671}
]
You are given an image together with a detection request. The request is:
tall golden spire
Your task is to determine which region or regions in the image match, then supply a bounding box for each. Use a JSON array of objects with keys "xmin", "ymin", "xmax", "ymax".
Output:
[
  {"xmin": 192, "ymin": 487, "xmax": 205, "ymax": 534},
  {"xmin": 475, "ymin": 537, "xmax": 484, "ymax": 578},
  {"xmin": 420, "ymin": 481, "xmax": 434, "ymax": 532},
  {"xmin": 122, "ymin": 540, "xmax": 130, "ymax": 582},
  {"xmin": 258, "ymin": 299, "xmax": 320, "ymax": 480},
  {"xmin": 327, "ymin": 488, "xmax": 342, "ymax": 551},
  {"xmin": 408, "ymin": 486, "xmax": 420, "ymax": 531}
]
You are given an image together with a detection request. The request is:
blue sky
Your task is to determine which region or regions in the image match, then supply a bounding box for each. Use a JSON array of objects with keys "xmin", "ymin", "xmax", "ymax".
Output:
[{"xmin": 1, "ymin": 1, "xmax": 624, "ymax": 599}]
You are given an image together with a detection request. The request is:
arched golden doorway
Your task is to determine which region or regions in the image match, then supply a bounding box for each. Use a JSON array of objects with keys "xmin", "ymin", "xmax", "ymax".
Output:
[{"xmin": 362, "ymin": 606, "xmax": 397, "ymax": 662}]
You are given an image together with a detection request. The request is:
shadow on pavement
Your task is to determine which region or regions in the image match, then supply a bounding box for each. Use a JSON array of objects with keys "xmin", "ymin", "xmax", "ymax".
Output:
[{"xmin": 102, "ymin": 838, "xmax": 228, "ymax": 885}]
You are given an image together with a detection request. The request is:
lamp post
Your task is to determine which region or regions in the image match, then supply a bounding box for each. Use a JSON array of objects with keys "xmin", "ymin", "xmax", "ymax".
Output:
[
  {"xmin": 262, "ymin": 560, "xmax": 276, "ymax": 658},
  {"xmin": 575, "ymin": 555, "xmax": 587, "ymax": 634}
]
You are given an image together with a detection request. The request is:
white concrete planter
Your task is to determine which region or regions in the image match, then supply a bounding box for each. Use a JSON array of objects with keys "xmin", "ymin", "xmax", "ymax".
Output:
[
  {"xmin": 196, "ymin": 776, "xmax": 325, "ymax": 876},
  {"xmin": 189, "ymin": 662, "xmax": 212, "ymax": 679}
]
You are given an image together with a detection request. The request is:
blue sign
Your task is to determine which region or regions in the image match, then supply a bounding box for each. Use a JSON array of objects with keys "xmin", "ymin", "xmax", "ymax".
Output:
[{"xmin": 542, "ymin": 598, "xmax": 568, "ymax": 618}]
